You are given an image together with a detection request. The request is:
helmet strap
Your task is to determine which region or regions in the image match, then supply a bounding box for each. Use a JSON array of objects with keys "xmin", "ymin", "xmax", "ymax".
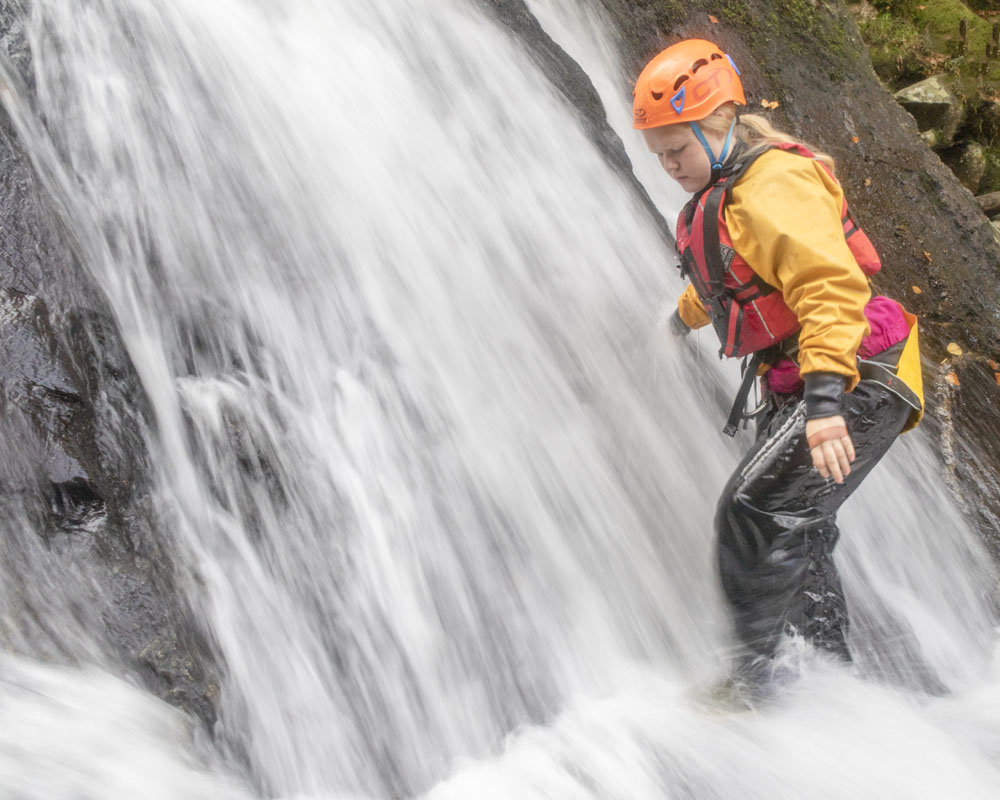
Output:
[{"xmin": 690, "ymin": 117, "xmax": 738, "ymax": 183}]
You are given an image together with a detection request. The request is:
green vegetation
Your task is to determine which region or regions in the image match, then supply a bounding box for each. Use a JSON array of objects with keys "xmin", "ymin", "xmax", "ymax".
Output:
[
  {"xmin": 716, "ymin": 0, "xmax": 755, "ymax": 30},
  {"xmin": 853, "ymin": 0, "xmax": 1000, "ymax": 89},
  {"xmin": 860, "ymin": 11, "xmax": 930, "ymax": 86},
  {"xmin": 852, "ymin": 0, "xmax": 1000, "ymax": 193}
]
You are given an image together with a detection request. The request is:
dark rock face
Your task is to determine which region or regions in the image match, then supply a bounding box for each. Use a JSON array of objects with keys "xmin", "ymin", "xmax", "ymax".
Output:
[
  {"xmin": 0, "ymin": 287, "xmax": 108, "ymax": 553},
  {"xmin": 933, "ymin": 359, "xmax": 1000, "ymax": 555},
  {"xmin": 0, "ymin": 9, "xmax": 219, "ymax": 725}
]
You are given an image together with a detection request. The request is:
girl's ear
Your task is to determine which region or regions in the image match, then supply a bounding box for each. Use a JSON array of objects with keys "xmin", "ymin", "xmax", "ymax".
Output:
[{"xmin": 709, "ymin": 104, "xmax": 735, "ymax": 124}]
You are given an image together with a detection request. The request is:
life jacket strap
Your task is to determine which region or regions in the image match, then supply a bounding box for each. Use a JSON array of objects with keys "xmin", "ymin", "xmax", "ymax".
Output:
[
  {"xmin": 722, "ymin": 338, "xmax": 796, "ymax": 436},
  {"xmin": 723, "ymin": 351, "xmax": 765, "ymax": 436}
]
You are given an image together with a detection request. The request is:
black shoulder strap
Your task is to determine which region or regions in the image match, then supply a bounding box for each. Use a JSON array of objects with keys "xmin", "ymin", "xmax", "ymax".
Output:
[
  {"xmin": 701, "ymin": 182, "xmax": 729, "ymax": 298},
  {"xmin": 700, "ymin": 145, "xmax": 779, "ymax": 299}
]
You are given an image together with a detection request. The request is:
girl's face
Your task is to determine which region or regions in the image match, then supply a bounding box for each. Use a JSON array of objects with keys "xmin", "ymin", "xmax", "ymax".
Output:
[{"xmin": 642, "ymin": 123, "xmax": 727, "ymax": 193}]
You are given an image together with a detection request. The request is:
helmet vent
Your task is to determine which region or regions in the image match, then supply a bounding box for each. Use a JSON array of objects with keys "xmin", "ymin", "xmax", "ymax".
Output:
[
  {"xmin": 672, "ymin": 75, "xmax": 689, "ymax": 91},
  {"xmin": 690, "ymin": 59, "xmax": 709, "ymax": 74},
  {"xmin": 710, "ymin": 53, "xmax": 723, "ymax": 60}
]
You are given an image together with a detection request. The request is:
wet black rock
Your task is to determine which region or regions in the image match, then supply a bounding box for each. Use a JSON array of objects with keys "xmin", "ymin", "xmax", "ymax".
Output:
[{"xmin": 0, "ymin": 6, "xmax": 220, "ymax": 726}]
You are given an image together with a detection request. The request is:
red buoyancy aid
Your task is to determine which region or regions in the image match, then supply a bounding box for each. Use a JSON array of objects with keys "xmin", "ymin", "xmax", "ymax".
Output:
[{"xmin": 675, "ymin": 142, "xmax": 882, "ymax": 359}]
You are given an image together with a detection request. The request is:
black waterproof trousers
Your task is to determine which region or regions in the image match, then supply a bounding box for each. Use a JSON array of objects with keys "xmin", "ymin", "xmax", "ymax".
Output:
[{"xmin": 715, "ymin": 379, "xmax": 912, "ymax": 661}]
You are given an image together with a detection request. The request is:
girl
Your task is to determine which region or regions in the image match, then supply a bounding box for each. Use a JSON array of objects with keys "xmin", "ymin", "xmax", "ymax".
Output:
[{"xmin": 633, "ymin": 40, "xmax": 923, "ymax": 673}]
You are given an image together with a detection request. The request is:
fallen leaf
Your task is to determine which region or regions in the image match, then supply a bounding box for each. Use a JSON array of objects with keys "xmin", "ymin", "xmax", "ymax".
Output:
[
  {"xmin": 995, "ymin": 372, "xmax": 1000, "ymax": 386},
  {"xmin": 708, "ymin": 13, "xmax": 719, "ymax": 23},
  {"xmin": 947, "ymin": 342, "xmax": 963, "ymax": 356},
  {"xmin": 851, "ymin": 135, "xmax": 859, "ymax": 143},
  {"xmin": 945, "ymin": 372, "xmax": 961, "ymax": 386},
  {"xmin": 864, "ymin": 177, "xmax": 872, "ymax": 187},
  {"xmin": 911, "ymin": 285, "xmax": 923, "ymax": 294},
  {"xmin": 761, "ymin": 98, "xmax": 770, "ymax": 108},
  {"xmin": 989, "ymin": 359, "xmax": 999, "ymax": 370},
  {"xmin": 923, "ymin": 250, "xmax": 932, "ymax": 262}
]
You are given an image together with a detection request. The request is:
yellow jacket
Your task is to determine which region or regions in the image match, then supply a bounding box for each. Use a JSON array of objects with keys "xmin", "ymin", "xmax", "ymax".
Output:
[
  {"xmin": 678, "ymin": 149, "xmax": 870, "ymax": 386},
  {"xmin": 676, "ymin": 149, "xmax": 923, "ymax": 427}
]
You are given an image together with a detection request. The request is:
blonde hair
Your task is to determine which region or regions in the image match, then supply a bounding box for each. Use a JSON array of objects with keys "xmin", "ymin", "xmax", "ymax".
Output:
[{"xmin": 698, "ymin": 103, "xmax": 836, "ymax": 173}]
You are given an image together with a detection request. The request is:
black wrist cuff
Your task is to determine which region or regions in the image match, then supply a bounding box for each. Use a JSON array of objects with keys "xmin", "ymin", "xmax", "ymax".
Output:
[
  {"xmin": 803, "ymin": 372, "xmax": 846, "ymax": 419},
  {"xmin": 669, "ymin": 308, "xmax": 691, "ymax": 337}
]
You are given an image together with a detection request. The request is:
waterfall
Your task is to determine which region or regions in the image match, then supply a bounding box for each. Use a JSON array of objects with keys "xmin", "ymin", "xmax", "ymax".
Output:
[{"xmin": 1, "ymin": 1, "xmax": 998, "ymax": 797}]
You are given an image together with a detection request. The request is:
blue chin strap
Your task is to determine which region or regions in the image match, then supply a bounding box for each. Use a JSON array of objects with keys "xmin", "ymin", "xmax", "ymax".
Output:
[{"xmin": 690, "ymin": 116, "xmax": 737, "ymax": 185}]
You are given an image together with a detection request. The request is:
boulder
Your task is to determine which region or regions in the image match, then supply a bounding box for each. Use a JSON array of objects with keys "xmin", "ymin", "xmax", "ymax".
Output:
[
  {"xmin": 943, "ymin": 141, "xmax": 988, "ymax": 193},
  {"xmin": 976, "ymin": 190, "xmax": 1000, "ymax": 217},
  {"xmin": 894, "ymin": 75, "xmax": 965, "ymax": 149},
  {"xmin": 970, "ymin": 99, "xmax": 1000, "ymax": 144}
]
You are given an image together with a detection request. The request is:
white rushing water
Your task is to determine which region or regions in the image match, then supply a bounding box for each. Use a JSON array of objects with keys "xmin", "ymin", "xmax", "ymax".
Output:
[{"xmin": 1, "ymin": 0, "xmax": 999, "ymax": 797}]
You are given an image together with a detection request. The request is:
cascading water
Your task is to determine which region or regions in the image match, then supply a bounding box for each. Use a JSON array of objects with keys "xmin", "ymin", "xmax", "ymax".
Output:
[{"xmin": 2, "ymin": 1, "xmax": 1000, "ymax": 798}]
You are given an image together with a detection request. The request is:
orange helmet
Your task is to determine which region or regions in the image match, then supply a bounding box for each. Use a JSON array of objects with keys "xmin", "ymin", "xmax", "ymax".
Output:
[{"xmin": 633, "ymin": 39, "xmax": 746, "ymax": 129}]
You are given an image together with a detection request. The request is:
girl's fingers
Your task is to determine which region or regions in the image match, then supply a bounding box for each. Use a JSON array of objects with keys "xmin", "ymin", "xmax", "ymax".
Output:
[
  {"xmin": 843, "ymin": 434, "xmax": 856, "ymax": 464},
  {"xmin": 810, "ymin": 437, "xmax": 855, "ymax": 484},
  {"xmin": 811, "ymin": 446, "xmax": 829, "ymax": 479},
  {"xmin": 832, "ymin": 440, "xmax": 851, "ymax": 482},
  {"xmin": 824, "ymin": 441, "xmax": 846, "ymax": 484},
  {"xmin": 806, "ymin": 419, "xmax": 856, "ymax": 485}
]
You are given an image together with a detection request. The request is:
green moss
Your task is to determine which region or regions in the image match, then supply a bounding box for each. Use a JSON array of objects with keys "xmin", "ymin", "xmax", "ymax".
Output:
[
  {"xmin": 854, "ymin": 0, "xmax": 1000, "ymax": 102},
  {"xmin": 773, "ymin": 0, "xmax": 819, "ymax": 29},
  {"xmin": 716, "ymin": 0, "xmax": 756, "ymax": 30},
  {"xmin": 859, "ymin": 12, "xmax": 929, "ymax": 86},
  {"xmin": 902, "ymin": 0, "xmax": 1000, "ymax": 79},
  {"xmin": 652, "ymin": 0, "xmax": 687, "ymax": 26},
  {"xmin": 754, "ymin": 0, "xmax": 852, "ymax": 60}
]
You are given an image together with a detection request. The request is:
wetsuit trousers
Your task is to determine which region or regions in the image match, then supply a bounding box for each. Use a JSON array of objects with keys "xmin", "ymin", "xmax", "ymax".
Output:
[{"xmin": 715, "ymin": 379, "xmax": 912, "ymax": 661}]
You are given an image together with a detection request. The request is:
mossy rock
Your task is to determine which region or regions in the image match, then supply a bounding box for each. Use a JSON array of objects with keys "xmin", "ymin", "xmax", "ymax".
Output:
[
  {"xmin": 894, "ymin": 74, "xmax": 966, "ymax": 146},
  {"xmin": 941, "ymin": 140, "xmax": 988, "ymax": 190},
  {"xmin": 857, "ymin": 8, "xmax": 931, "ymax": 87},
  {"xmin": 990, "ymin": 219, "xmax": 1000, "ymax": 245},
  {"xmin": 894, "ymin": 0, "xmax": 984, "ymax": 52},
  {"xmin": 979, "ymin": 145, "xmax": 1000, "ymax": 193},
  {"xmin": 966, "ymin": 98, "xmax": 1000, "ymax": 146}
]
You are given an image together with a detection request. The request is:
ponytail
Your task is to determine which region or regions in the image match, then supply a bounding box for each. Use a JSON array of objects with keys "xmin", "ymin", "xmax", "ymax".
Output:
[{"xmin": 698, "ymin": 103, "xmax": 836, "ymax": 173}]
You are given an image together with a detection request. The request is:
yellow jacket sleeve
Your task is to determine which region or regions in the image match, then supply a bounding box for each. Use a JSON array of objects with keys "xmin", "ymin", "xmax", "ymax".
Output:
[
  {"xmin": 677, "ymin": 283, "xmax": 711, "ymax": 329},
  {"xmin": 725, "ymin": 150, "xmax": 871, "ymax": 390}
]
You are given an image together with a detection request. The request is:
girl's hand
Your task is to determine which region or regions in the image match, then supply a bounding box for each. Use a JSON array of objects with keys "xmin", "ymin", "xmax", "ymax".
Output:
[
  {"xmin": 805, "ymin": 415, "xmax": 855, "ymax": 484},
  {"xmin": 667, "ymin": 308, "xmax": 691, "ymax": 337}
]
